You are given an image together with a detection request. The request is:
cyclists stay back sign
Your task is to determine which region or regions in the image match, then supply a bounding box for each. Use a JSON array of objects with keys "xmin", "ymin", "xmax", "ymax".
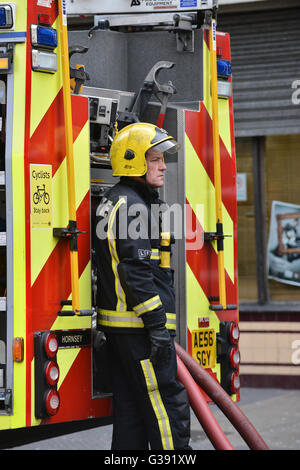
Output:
[{"xmin": 30, "ymin": 164, "xmax": 52, "ymax": 228}]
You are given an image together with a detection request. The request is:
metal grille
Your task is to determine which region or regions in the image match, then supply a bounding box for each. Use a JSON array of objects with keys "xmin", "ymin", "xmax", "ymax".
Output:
[{"xmin": 218, "ymin": 7, "xmax": 300, "ymax": 137}]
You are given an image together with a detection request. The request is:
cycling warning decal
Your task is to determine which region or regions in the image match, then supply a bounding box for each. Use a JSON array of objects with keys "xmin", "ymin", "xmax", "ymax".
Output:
[{"xmin": 30, "ymin": 164, "xmax": 52, "ymax": 228}]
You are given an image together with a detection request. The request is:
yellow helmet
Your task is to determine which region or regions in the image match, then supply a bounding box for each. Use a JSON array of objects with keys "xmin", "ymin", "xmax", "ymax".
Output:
[{"xmin": 110, "ymin": 122, "xmax": 180, "ymax": 177}]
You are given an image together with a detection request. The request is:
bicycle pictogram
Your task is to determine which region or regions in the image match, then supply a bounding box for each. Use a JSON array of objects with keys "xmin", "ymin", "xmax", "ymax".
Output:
[{"xmin": 33, "ymin": 184, "xmax": 50, "ymax": 205}]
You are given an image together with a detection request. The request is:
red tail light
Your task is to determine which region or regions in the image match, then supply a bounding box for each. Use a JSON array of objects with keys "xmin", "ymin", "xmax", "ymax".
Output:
[
  {"xmin": 35, "ymin": 331, "xmax": 60, "ymax": 418},
  {"xmin": 229, "ymin": 322, "xmax": 239, "ymax": 345},
  {"xmin": 45, "ymin": 389, "xmax": 60, "ymax": 416},
  {"xmin": 230, "ymin": 371, "xmax": 240, "ymax": 394},
  {"xmin": 44, "ymin": 332, "xmax": 58, "ymax": 358},
  {"xmin": 229, "ymin": 347, "xmax": 240, "ymax": 369},
  {"xmin": 45, "ymin": 360, "xmax": 60, "ymax": 386}
]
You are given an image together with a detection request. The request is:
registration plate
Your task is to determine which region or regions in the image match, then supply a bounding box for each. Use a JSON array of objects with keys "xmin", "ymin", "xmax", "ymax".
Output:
[{"xmin": 192, "ymin": 328, "xmax": 216, "ymax": 369}]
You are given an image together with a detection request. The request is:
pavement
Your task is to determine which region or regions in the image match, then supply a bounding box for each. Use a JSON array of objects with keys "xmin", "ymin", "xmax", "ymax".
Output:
[{"xmin": 3, "ymin": 387, "xmax": 300, "ymax": 451}]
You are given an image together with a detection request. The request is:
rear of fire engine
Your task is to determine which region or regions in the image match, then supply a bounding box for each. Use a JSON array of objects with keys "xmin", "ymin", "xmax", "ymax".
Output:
[{"xmin": 0, "ymin": 0, "xmax": 241, "ymax": 444}]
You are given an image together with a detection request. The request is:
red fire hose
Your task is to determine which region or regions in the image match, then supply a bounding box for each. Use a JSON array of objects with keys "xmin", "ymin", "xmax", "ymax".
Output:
[
  {"xmin": 175, "ymin": 342, "xmax": 269, "ymax": 450},
  {"xmin": 177, "ymin": 355, "xmax": 234, "ymax": 450}
]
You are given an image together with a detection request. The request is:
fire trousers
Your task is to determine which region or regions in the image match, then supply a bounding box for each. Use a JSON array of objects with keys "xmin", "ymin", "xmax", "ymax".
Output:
[{"xmin": 105, "ymin": 332, "xmax": 191, "ymax": 450}]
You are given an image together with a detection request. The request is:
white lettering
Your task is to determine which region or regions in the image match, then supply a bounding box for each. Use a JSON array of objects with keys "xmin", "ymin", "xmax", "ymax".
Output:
[
  {"xmin": 291, "ymin": 80, "xmax": 300, "ymax": 105},
  {"xmin": 61, "ymin": 335, "xmax": 83, "ymax": 344},
  {"xmin": 291, "ymin": 339, "xmax": 300, "ymax": 365},
  {"xmin": 104, "ymin": 454, "xmax": 139, "ymax": 467}
]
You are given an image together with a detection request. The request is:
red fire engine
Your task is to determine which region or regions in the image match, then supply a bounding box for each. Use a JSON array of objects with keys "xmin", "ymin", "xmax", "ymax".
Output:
[{"xmin": 0, "ymin": 0, "xmax": 259, "ymax": 449}]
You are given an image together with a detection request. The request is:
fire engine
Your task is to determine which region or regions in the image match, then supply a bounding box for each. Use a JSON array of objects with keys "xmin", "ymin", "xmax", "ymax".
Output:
[{"xmin": 0, "ymin": 0, "xmax": 241, "ymax": 445}]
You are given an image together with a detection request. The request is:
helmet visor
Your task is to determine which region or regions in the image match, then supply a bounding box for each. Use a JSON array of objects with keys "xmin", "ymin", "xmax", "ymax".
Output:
[{"xmin": 152, "ymin": 139, "xmax": 181, "ymax": 154}]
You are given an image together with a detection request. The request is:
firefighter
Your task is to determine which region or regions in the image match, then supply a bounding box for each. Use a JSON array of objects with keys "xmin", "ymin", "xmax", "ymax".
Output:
[{"xmin": 94, "ymin": 122, "xmax": 191, "ymax": 450}]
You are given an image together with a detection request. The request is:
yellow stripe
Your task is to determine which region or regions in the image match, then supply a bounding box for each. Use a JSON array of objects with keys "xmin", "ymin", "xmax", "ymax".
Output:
[
  {"xmin": 57, "ymin": 347, "xmax": 81, "ymax": 390},
  {"xmin": 151, "ymin": 249, "xmax": 160, "ymax": 260},
  {"xmin": 202, "ymin": 37, "xmax": 232, "ymax": 157},
  {"xmin": 97, "ymin": 309, "xmax": 176, "ymax": 330},
  {"xmin": 140, "ymin": 360, "xmax": 174, "ymax": 450},
  {"xmin": 99, "ymin": 320, "xmax": 176, "ymax": 330},
  {"xmin": 133, "ymin": 295, "xmax": 162, "ymax": 315},
  {"xmin": 185, "ymin": 134, "xmax": 234, "ymax": 282},
  {"xmin": 11, "ymin": 40, "xmax": 27, "ymax": 431},
  {"xmin": 99, "ymin": 320, "xmax": 143, "ymax": 328},
  {"xmin": 107, "ymin": 198, "xmax": 127, "ymax": 311},
  {"xmin": 31, "ymin": 120, "xmax": 90, "ymax": 286},
  {"xmin": 51, "ymin": 262, "xmax": 92, "ymax": 330}
]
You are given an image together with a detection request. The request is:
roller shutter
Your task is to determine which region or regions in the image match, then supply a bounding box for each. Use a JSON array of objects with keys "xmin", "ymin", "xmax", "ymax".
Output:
[{"xmin": 218, "ymin": 7, "xmax": 300, "ymax": 137}]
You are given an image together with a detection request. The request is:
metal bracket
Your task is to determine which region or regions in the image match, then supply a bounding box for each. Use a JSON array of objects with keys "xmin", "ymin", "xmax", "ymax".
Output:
[
  {"xmin": 57, "ymin": 300, "xmax": 94, "ymax": 317},
  {"xmin": 173, "ymin": 14, "xmax": 194, "ymax": 52},
  {"xmin": 69, "ymin": 45, "xmax": 90, "ymax": 94},
  {"xmin": 53, "ymin": 221, "xmax": 86, "ymax": 252}
]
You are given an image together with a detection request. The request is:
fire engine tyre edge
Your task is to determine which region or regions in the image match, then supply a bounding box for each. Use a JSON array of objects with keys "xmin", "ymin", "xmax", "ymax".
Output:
[{"xmin": 175, "ymin": 342, "xmax": 269, "ymax": 451}]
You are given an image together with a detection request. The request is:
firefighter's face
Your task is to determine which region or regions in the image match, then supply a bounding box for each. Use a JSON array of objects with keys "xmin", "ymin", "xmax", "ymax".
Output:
[{"xmin": 145, "ymin": 148, "xmax": 167, "ymax": 188}]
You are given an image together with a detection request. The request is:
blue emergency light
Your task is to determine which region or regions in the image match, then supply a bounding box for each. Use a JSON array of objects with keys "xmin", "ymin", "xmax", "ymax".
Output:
[
  {"xmin": 31, "ymin": 25, "xmax": 57, "ymax": 50},
  {"xmin": 0, "ymin": 5, "xmax": 13, "ymax": 29},
  {"xmin": 217, "ymin": 59, "xmax": 232, "ymax": 79}
]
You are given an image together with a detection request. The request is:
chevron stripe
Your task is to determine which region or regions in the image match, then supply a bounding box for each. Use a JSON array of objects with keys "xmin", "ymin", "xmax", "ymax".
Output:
[
  {"xmin": 30, "ymin": 118, "xmax": 89, "ymax": 286},
  {"xmin": 185, "ymin": 107, "xmax": 236, "ymax": 223},
  {"xmin": 185, "ymin": 133, "xmax": 234, "ymax": 283},
  {"xmin": 24, "ymin": 0, "xmax": 97, "ymax": 427},
  {"xmin": 184, "ymin": 28, "xmax": 238, "ymax": 376},
  {"xmin": 29, "ymin": 90, "xmax": 89, "ymax": 177},
  {"xmin": 30, "ymin": 190, "xmax": 91, "ymax": 335}
]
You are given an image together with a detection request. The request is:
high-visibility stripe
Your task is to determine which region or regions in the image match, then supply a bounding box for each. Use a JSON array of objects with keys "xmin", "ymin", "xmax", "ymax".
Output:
[
  {"xmin": 185, "ymin": 134, "xmax": 234, "ymax": 282},
  {"xmin": 30, "ymin": 120, "xmax": 89, "ymax": 286},
  {"xmin": 99, "ymin": 309, "xmax": 143, "ymax": 328},
  {"xmin": 140, "ymin": 359, "xmax": 174, "ymax": 450},
  {"xmin": 97, "ymin": 309, "xmax": 176, "ymax": 330},
  {"xmin": 151, "ymin": 249, "xmax": 160, "ymax": 260},
  {"xmin": 107, "ymin": 198, "xmax": 127, "ymax": 312},
  {"xmin": 133, "ymin": 295, "xmax": 162, "ymax": 316}
]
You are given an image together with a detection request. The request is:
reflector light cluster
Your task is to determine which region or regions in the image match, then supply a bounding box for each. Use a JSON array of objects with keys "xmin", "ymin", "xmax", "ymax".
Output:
[
  {"xmin": 0, "ymin": 5, "xmax": 13, "ymax": 29},
  {"xmin": 34, "ymin": 331, "xmax": 60, "ymax": 418},
  {"xmin": 30, "ymin": 13, "xmax": 57, "ymax": 73},
  {"xmin": 217, "ymin": 58, "xmax": 232, "ymax": 99},
  {"xmin": 217, "ymin": 321, "xmax": 241, "ymax": 396}
]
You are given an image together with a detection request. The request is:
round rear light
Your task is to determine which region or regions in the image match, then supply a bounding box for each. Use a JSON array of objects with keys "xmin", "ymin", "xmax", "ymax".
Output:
[
  {"xmin": 229, "ymin": 347, "xmax": 240, "ymax": 369},
  {"xmin": 44, "ymin": 332, "xmax": 58, "ymax": 358},
  {"xmin": 45, "ymin": 389, "xmax": 60, "ymax": 416},
  {"xmin": 45, "ymin": 361, "xmax": 60, "ymax": 386},
  {"xmin": 229, "ymin": 322, "xmax": 240, "ymax": 345},
  {"xmin": 230, "ymin": 371, "xmax": 240, "ymax": 394}
]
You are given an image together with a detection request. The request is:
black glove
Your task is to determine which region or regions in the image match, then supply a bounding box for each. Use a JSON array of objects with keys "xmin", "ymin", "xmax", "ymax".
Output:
[{"xmin": 148, "ymin": 326, "xmax": 173, "ymax": 366}]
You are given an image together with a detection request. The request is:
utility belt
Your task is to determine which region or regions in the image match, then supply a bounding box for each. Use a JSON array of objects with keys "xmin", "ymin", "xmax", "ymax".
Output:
[{"xmin": 97, "ymin": 308, "xmax": 176, "ymax": 331}]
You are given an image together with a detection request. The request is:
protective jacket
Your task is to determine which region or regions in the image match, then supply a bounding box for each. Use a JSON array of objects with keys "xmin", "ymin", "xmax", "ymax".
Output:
[
  {"xmin": 94, "ymin": 177, "xmax": 191, "ymax": 450},
  {"xmin": 95, "ymin": 176, "xmax": 176, "ymax": 334}
]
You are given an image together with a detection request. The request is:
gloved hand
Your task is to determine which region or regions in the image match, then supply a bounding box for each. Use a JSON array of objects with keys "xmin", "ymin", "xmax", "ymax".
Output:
[{"xmin": 148, "ymin": 325, "xmax": 173, "ymax": 366}]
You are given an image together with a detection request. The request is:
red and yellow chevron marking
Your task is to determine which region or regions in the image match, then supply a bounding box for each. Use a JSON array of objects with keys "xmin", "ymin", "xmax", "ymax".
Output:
[
  {"xmin": 184, "ymin": 30, "xmax": 238, "ymax": 384},
  {"xmin": 23, "ymin": 2, "xmax": 111, "ymax": 427},
  {"xmin": 0, "ymin": 0, "xmax": 28, "ymax": 432}
]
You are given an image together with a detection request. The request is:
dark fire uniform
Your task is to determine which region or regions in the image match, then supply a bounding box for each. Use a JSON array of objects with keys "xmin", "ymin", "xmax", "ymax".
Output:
[{"xmin": 94, "ymin": 177, "xmax": 191, "ymax": 450}]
